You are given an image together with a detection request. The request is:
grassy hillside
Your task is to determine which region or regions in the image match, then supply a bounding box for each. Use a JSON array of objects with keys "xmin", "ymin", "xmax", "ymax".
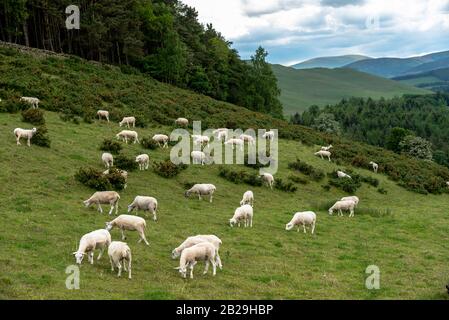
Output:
[
  {"xmin": 271, "ymin": 64, "xmax": 430, "ymax": 114},
  {"xmin": 394, "ymin": 68, "xmax": 449, "ymax": 93},
  {"xmin": 291, "ymin": 55, "xmax": 371, "ymax": 69},
  {"xmin": 2, "ymin": 111, "xmax": 449, "ymax": 299}
]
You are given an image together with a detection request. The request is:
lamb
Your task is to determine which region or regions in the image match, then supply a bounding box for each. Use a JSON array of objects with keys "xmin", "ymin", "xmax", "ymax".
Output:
[
  {"xmin": 175, "ymin": 117, "xmax": 189, "ymax": 126},
  {"xmin": 329, "ymin": 200, "xmax": 356, "ymax": 217},
  {"xmin": 314, "ymin": 150, "xmax": 331, "ymax": 161},
  {"xmin": 83, "ymin": 191, "xmax": 120, "ymax": 215},
  {"xmin": 103, "ymin": 169, "xmax": 128, "ymax": 189},
  {"xmin": 73, "ymin": 229, "xmax": 111, "ymax": 265},
  {"xmin": 262, "ymin": 130, "xmax": 275, "ymax": 140},
  {"xmin": 337, "ymin": 170, "xmax": 352, "ymax": 179},
  {"xmin": 341, "ymin": 196, "xmax": 360, "ymax": 207},
  {"xmin": 321, "ymin": 144, "xmax": 333, "ymax": 151},
  {"xmin": 191, "ymin": 151, "xmax": 207, "ymax": 165},
  {"xmin": 285, "ymin": 211, "xmax": 316, "ymax": 234},
  {"xmin": 102, "ymin": 152, "xmax": 114, "ymax": 168},
  {"xmin": 127, "ymin": 196, "xmax": 158, "ymax": 221},
  {"xmin": 108, "ymin": 241, "xmax": 132, "ymax": 279},
  {"xmin": 97, "ymin": 110, "xmax": 109, "ymax": 122},
  {"xmin": 152, "ymin": 134, "xmax": 169, "ymax": 148},
  {"xmin": 239, "ymin": 134, "xmax": 256, "ymax": 146},
  {"xmin": 116, "ymin": 130, "xmax": 139, "ymax": 144},
  {"xmin": 106, "ymin": 214, "xmax": 149, "ymax": 246},
  {"xmin": 185, "ymin": 184, "xmax": 216, "ymax": 203},
  {"xmin": 13, "ymin": 127, "xmax": 37, "ymax": 147},
  {"xmin": 20, "ymin": 96, "xmax": 40, "ymax": 109},
  {"xmin": 240, "ymin": 190, "xmax": 254, "ymax": 207},
  {"xmin": 224, "ymin": 138, "xmax": 244, "ymax": 151},
  {"xmin": 171, "ymin": 235, "xmax": 222, "ymax": 270},
  {"xmin": 174, "ymin": 242, "xmax": 217, "ymax": 279},
  {"xmin": 369, "ymin": 161, "xmax": 379, "ymax": 173},
  {"xmin": 260, "ymin": 173, "xmax": 274, "ymax": 189},
  {"xmin": 229, "ymin": 204, "xmax": 253, "ymax": 228},
  {"xmin": 119, "ymin": 116, "xmax": 136, "ymax": 128},
  {"xmin": 135, "ymin": 154, "xmax": 150, "ymax": 171}
]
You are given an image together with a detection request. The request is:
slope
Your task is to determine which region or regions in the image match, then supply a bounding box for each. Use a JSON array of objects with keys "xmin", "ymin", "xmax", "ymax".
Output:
[
  {"xmin": 291, "ymin": 55, "xmax": 371, "ymax": 69},
  {"xmin": 393, "ymin": 67, "xmax": 449, "ymax": 92}
]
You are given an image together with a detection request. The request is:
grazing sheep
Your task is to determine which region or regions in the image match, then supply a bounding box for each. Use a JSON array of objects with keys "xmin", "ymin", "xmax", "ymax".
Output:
[
  {"xmin": 341, "ymin": 196, "xmax": 360, "ymax": 207},
  {"xmin": 108, "ymin": 241, "xmax": 132, "ymax": 279},
  {"xmin": 83, "ymin": 191, "xmax": 120, "ymax": 215},
  {"xmin": 20, "ymin": 96, "xmax": 40, "ymax": 109},
  {"xmin": 103, "ymin": 169, "xmax": 128, "ymax": 189},
  {"xmin": 285, "ymin": 211, "xmax": 316, "ymax": 234},
  {"xmin": 175, "ymin": 242, "xmax": 217, "ymax": 279},
  {"xmin": 171, "ymin": 235, "xmax": 222, "ymax": 270},
  {"xmin": 239, "ymin": 134, "xmax": 256, "ymax": 146},
  {"xmin": 119, "ymin": 116, "xmax": 136, "ymax": 128},
  {"xmin": 97, "ymin": 110, "xmax": 109, "ymax": 122},
  {"xmin": 240, "ymin": 190, "xmax": 254, "ymax": 207},
  {"xmin": 102, "ymin": 152, "xmax": 114, "ymax": 169},
  {"xmin": 229, "ymin": 204, "xmax": 253, "ymax": 228},
  {"xmin": 175, "ymin": 118, "xmax": 189, "ymax": 126},
  {"xmin": 224, "ymin": 138, "xmax": 244, "ymax": 151},
  {"xmin": 73, "ymin": 229, "xmax": 111, "ymax": 265},
  {"xmin": 260, "ymin": 173, "xmax": 274, "ymax": 189},
  {"xmin": 337, "ymin": 170, "xmax": 352, "ymax": 179},
  {"xmin": 13, "ymin": 127, "xmax": 37, "ymax": 147},
  {"xmin": 321, "ymin": 144, "xmax": 333, "ymax": 151},
  {"xmin": 446, "ymin": 181, "xmax": 449, "ymax": 188},
  {"xmin": 193, "ymin": 135, "xmax": 210, "ymax": 148},
  {"xmin": 185, "ymin": 184, "xmax": 216, "ymax": 203},
  {"xmin": 191, "ymin": 151, "xmax": 206, "ymax": 165},
  {"xmin": 106, "ymin": 215, "xmax": 149, "ymax": 246},
  {"xmin": 213, "ymin": 128, "xmax": 228, "ymax": 141},
  {"xmin": 314, "ymin": 150, "xmax": 331, "ymax": 161},
  {"xmin": 152, "ymin": 134, "xmax": 169, "ymax": 148},
  {"xmin": 369, "ymin": 161, "xmax": 379, "ymax": 173},
  {"xmin": 262, "ymin": 130, "xmax": 275, "ymax": 140},
  {"xmin": 135, "ymin": 154, "xmax": 150, "ymax": 171},
  {"xmin": 116, "ymin": 130, "xmax": 139, "ymax": 144},
  {"xmin": 329, "ymin": 200, "xmax": 356, "ymax": 217},
  {"xmin": 127, "ymin": 196, "xmax": 158, "ymax": 221}
]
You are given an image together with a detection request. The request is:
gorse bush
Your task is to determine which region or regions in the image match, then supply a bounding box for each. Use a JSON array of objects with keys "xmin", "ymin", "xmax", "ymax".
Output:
[
  {"xmin": 288, "ymin": 175, "xmax": 308, "ymax": 185},
  {"xmin": 274, "ymin": 179, "xmax": 297, "ymax": 193},
  {"xmin": 327, "ymin": 170, "xmax": 362, "ymax": 193},
  {"xmin": 141, "ymin": 137, "xmax": 159, "ymax": 150},
  {"xmin": 75, "ymin": 167, "xmax": 126, "ymax": 191},
  {"xmin": 59, "ymin": 112, "xmax": 80, "ymax": 124},
  {"xmin": 288, "ymin": 159, "xmax": 325, "ymax": 181},
  {"xmin": 99, "ymin": 139, "xmax": 122, "ymax": 154},
  {"xmin": 21, "ymin": 108, "xmax": 45, "ymax": 125},
  {"xmin": 115, "ymin": 154, "xmax": 138, "ymax": 171},
  {"xmin": 31, "ymin": 125, "xmax": 51, "ymax": 148},
  {"xmin": 0, "ymin": 98, "xmax": 29, "ymax": 113},
  {"xmin": 218, "ymin": 167, "xmax": 263, "ymax": 187},
  {"xmin": 153, "ymin": 159, "xmax": 187, "ymax": 178},
  {"xmin": 243, "ymin": 153, "xmax": 271, "ymax": 170}
]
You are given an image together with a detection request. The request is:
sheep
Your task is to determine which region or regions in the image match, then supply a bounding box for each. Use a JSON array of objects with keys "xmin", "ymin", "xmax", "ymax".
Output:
[
  {"xmin": 119, "ymin": 116, "xmax": 136, "ymax": 128},
  {"xmin": 328, "ymin": 200, "xmax": 356, "ymax": 217},
  {"xmin": 97, "ymin": 110, "xmax": 109, "ymax": 122},
  {"xmin": 73, "ymin": 229, "xmax": 111, "ymax": 265},
  {"xmin": 106, "ymin": 214, "xmax": 149, "ymax": 246},
  {"xmin": 174, "ymin": 242, "xmax": 217, "ymax": 279},
  {"xmin": 127, "ymin": 196, "xmax": 158, "ymax": 221},
  {"xmin": 341, "ymin": 196, "xmax": 360, "ymax": 207},
  {"xmin": 171, "ymin": 235, "xmax": 222, "ymax": 270},
  {"xmin": 116, "ymin": 130, "xmax": 139, "ymax": 144},
  {"xmin": 185, "ymin": 184, "xmax": 216, "ymax": 203},
  {"xmin": 321, "ymin": 144, "xmax": 333, "ymax": 151},
  {"xmin": 103, "ymin": 169, "xmax": 128, "ymax": 189},
  {"xmin": 193, "ymin": 135, "xmax": 210, "ymax": 148},
  {"xmin": 102, "ymin": 152, "xmax": 114, "ymax": 169},
  {"xmin": 240, "ymin": 190, "xmax": 254, "ymax": 207},
  {"xmin": 13, "ymin": 127, "xmax": 37, "ymax": 147},
  {"xmin": 446, "ymin": 181, "xmax": 449, "ymax": 188},
  {"xmin": 224, "ymin": 138, "xmax": 244, "ymax": 151},
  {"xmin": 175, "ymin": 117, "xmax": 189, "ymax": 126},
  {"xmin": 262, "ymin": 130, "xmax": 275, "ymax": 140},
  {"xmin": 260, "ymin": 173, "xmax": 274, "ymax": 190},
  {"xmin": 239, "ymin": 134, "xmax": 256, "ymax": 146},
  {"xmin": 369, "ymin": 161, "xmax": 379, "ymax": 173},
  {"xmin": 20, "ymin": 96, "xmax": 40, "ymax": 109},
  {"xmin": 314, "ymin": 150, "xmax": 331, "ymax": 161},
  {"xmin": 83, "ymin": 191, "xmax": 120, "ymax": 215},
  {"xmin": 191, "ymin": 151, "xmax": 206, "ymax": 165},
  {"xmin": 229, "ymin": 204, "xmax": 253, "ymax": 228},
  {"xmin": 135, "ymin": 154, "xmax": 150, "ymax": 171},
  {"xmin": 213, "ymin": 128, "xmax": 228, "ymax": 141},
  {"xmin": 337, "ymin": 170, "xmax": 352, "ymax": 179},
  {"xmin": 108, "ymin": 241, "xmax": 132, "ymax": 279},
  {"xmin": 152, "ymin": 134, "xmax": 169, "ymax": 148},
  {"xmin": 285, "ymin": 211, "xmax": 316, "ymax": 234}
]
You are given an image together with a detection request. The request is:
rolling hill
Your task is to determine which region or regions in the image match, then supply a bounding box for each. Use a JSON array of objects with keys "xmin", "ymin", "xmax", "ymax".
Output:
[
  {"xmin": 393, "ymin": 67, "xmax": 449, "ymax": 92},
  {"xmin": 290, "ymin": 55, "xmax": 371, "ymax": 69},
  {"xmin": 271, "ymin": 64, "xmax": 431, "ymax": 114}
]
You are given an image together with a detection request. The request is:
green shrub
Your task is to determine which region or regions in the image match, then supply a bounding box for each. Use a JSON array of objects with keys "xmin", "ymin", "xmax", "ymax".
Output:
[
  {"xmin": 60, "ymin": 113, "xmax": 80, "ymax": 124},
  {"xmin": 21, "ymin": 108, "xmax": 45, "ymax": 125},
  {"xmin": 288, "ymin": 175, "xmax": 308, "ymax": 184},
  {"xmin": 327, "ymin": 170, "xmax": 362, "ymax": 193},
  {"xmin": 288, "ymin": 159, "xmax": 325, "ymax": 181},
  {"xmin": 105, "ymin": 168, "xmax": 127, "ymax": 190},
  {"xmin": 31, "ymin": 125, "xmax": 51, "ymax": 148},
  {"xmin": 153, "ymin": 159, "xmax": 187, "ymax": 178},
  {"xmin": 377, "ymin": 187, "xmax": 388, "ymax": 194},
  {"xmin": 99, "ymin": 139, "xmax": 122, "ymax": 154},
  {"xmin": 244, "ymin": 154, "xmax": 271, "ymax": 170},
  {"xmin": 274, "ymin": 179, "xmax": 297, "ymax": 193},
  {"xmin": 75, "ymin": 167, "xmax": 112, "ymax": 191},
  {"xmin": 115, "ymin": 154, "xmax": 138, "ymax": 171},
  {"xmin": 361, "ymin": 175, "xmax": 380, "ymax": 187},
  {"xmin": 141, "ymin": 137, "xmax": 159, "ymax": 150},
  {"xmin": 218, "ymin": 167, "xmax": 262, "ymax": 187},
  {"xmin": 0, "ymin": 98, "xmax": 29, "ymax": 113}
]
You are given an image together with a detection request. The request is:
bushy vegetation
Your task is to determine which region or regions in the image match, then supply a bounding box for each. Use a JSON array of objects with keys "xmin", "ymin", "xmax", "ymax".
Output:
[
  {"xmin": 288, "ymin": 159, "xmax": 325, "ymax": 181},
  {"xmin": 114, "ymin": 154, "xmax": 138, "ymax": 171},
  {"xmin": 21, "ymin": 108, "xmax": 45, "ymax": 125},
  {"xmin": 152, "ymin": 159, "xmax": 187, "ymax": 178},
  {"xmin": 218, "ymin": 167, "xmax": 263, "ymax": 187},
  {"xmin": 325, "ymin": 170, "xmax": 379, "ymax": 193},
  {"xmin": 288, "ymin": 175, "xmax": 308, "ymax": 185},
  {"xmin": 141, "ymin": 137, "xmax": 159, "ymax": 150},
  {"xmin": 99, "ymin": 139, "xmax": 123, "ymax": 154},
  {"xmin": 274, "ymin": 179, "xmax": 297, "ymax": 193},
  {"xmin": 30, "ymin": 125, "xmax": 51, "ymax": 148},
  {"xmin": 59, "ymin": 112, "xmax": 81, "ymax": 125},
  {"xmin": 75, "ymin": 167, "xmax": 126, "ymax": 191}
]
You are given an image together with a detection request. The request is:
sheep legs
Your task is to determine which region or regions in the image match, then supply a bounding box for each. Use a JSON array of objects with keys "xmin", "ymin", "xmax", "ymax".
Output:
[
  {"xmin": 97, "ymin": 247, "xmax": 105, "ymax": 260},
  {"xmin": 137, "ymin": 230, "xmax": 149, "ymax": 246},
  {"xmin": 311, "ymin": 221, "xmax": 316, "ymax": 234},
  {"xmin": 216, "ymin": 253, "xmax": 223, "ymax": 270}
]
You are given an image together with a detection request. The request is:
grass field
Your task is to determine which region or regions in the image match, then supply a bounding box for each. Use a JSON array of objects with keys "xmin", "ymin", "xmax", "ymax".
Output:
[{"xmin": 1, "ymin": 111, "xmax": 449, "ymax": 299}]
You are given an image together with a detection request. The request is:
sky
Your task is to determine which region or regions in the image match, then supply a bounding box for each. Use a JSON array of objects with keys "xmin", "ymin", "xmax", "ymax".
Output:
[{"xmin": 181, "ymin": 0, "xmax": 449, "ymax": 65}]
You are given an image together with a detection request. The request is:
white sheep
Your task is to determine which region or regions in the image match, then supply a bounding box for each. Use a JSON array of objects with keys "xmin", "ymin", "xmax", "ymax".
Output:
[
  {"xmin": 20, "ymin": 96, "xmax": 39, "ymax": 109},
  {"xmin": 102, "ymin": 152, "xmax": 114, "ymax": 169},
  {"xmin": 321, "ymin": 144, "xmax": 333, "ymax": 151},
  {"xmin": 73, "ymin": 229, "xmax": 111, "ymax": 265},
  {"xmin": 119, "ymin": 116, "xmax": 136, "ymax": 128},
  {"xmin": 314, "ymin": 150, "xmax": 331, "ymax": 161},
  {"xmin": 239, "ymin": 134, "xmax": 256, "ymax": 146},
  {"xmin": 174, "ymin": 242, "xmax": 217, "ymax": 279},
  {"xmin": 337, "ymin": 170, "xmax": 352, "ymax": 179},
  {"xmin": 329, "ymin": 200, "xmax": 356, "ymax": 217},
  {"xmin": 116, "ymin": 130, "xmax": 139, "ymax": 144},
  {"xmin": 83, "ymin": 191, "xmax": 120, "ymax": 215},
  {"xmin": 285, "ymin": 211, "xmax": 316, "ymax": 234},
  {"xmin": 213, "ymin": 128, "xmax": 228, "ymax": 141},
  {"xmin": 369, "ymin": 161, "xmax": 379, "ymax": 173},
  {"xmin": 260, "ymin": 173, "xmax": 274, "ymax": 189},
  {"xmin": 135, "ymin": 154, "xmax": 150, "ymax": 171},
  {"xmin": 224, "ymin": 138, "xmax": 244, "ymax": 151},
  {"xmin": 185, "ymin": 184, "xmax": 216, "ymax": 203},
  {"xmin": 240, "ymin": 190, "xmax": 254, "ymax": 207},
  {"xmin": 171, "ymin": 235, "xmax": 222, "ymax": 270},
  {"xmin": 103, "ymin": 169, "xmax": 128, "ymax": 189},
  {"xmin": 13, "ymin": 127, "xmax": 37, "ymax": 147},
  {"xmin": 152, "ymin": 134, "xmax": 169, "ymax": 148},
  {"xmin": 191, "ymin": 151, "xmax": 206, "ymax": 165},
  {"xmin": 229, "ymin": 204, "xmax": 253, "ymax": 228},
  {"xmin": 127, "ymin": 196, "xmax": 158, "ymax": 221},
  {"xmin": 175, "ymin": 118, "xmax": 189, "ymax": 126},
  {"xmin": 262, "ymin": 130, "xmax": 275, "ymax": 140},
  {"xmin": 97, "ymin": 110, "xmax": 109, "ymax": 122},
  {"xmin": 193, "ymin": 135, "xmax": 210, "ymax": 148},
  {"xmin": 108, "ymin": 241, "xmax": 132, "ymax": 279},
  {"xmin": 106, "ymin": 214, "xmax": 149, "ymax": 246},
  {"xmin": 341, "ymin": 196, "xmax": 360, "ymax": 207},
  {"xmin": 446, "ymin": 181, "xmax": 449, "ymax": 188}
]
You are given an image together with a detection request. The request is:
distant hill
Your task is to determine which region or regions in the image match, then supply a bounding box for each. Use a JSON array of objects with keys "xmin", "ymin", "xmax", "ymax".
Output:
[
  {"xmin": 291, "ymin": 55, "xmax": 371, "ymax": 69},
  {"xmin": 271, "ymin": 64, "xmax": 431, "ymax": 114},
  {"xmin": 401, "ymin": 57, "xmax": 449, "ymax": 76},
  {"xmin": 393, "ymin": 67, "xmax": 449, "ymax": 93}
]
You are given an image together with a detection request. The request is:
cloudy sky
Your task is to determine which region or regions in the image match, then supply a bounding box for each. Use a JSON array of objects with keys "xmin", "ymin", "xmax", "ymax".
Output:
[{"xmin": 181, "ymin": 0, "xmax": 449, "ymax": 65}]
